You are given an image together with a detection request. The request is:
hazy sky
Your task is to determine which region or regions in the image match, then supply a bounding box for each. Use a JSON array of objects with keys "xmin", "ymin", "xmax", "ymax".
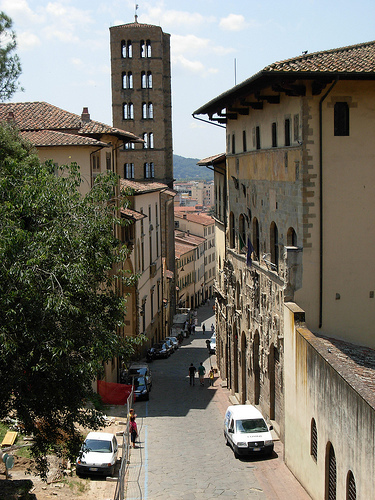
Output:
[{"xmin": 2, "ymin": 0, "xmax": 375, "ymax": 159}]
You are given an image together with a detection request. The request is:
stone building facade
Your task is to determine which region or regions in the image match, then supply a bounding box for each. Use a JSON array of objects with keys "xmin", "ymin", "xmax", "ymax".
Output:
[
  {"xmin": 194, "ymin": 40, "xmax": 375, "ymax": 499},
  {"xmin": 110, "ymin": 19, "xmax": 173, "ymax": 187},
  {"xmin": 110, "ymin": 17, "xmax": 176, "ymax": 330}
]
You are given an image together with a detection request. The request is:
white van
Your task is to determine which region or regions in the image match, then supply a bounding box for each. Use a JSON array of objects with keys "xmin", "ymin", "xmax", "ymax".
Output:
[{"xmin": 224, "ymin": 405, "xmax": 274, "ymax": 458}]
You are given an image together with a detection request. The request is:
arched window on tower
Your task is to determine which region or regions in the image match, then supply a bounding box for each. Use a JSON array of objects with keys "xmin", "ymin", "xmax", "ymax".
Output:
[
  {"xmin": 149, "ymin": 132, "xmax": 154, "ymax": 148},
  {"xmin": 146, "ymin": 39, "xmax": 151, "ymax": 57},
  {"xmin": 148, "ymin": 102, "xmax": 153, "ymax": 119},
  {"xmin": 140, "ymin": 40, "xmax": 146, "ymax": 58},
  {"xmin": 141, "ymin": 71, "xmax": 146, "ymax": 88},
  {"xmin": 147, "ymin": 71, "xmax": 152, "ymax": 88},
  {"xmin": 121, "ymin": 40, "xmax": 132, "ymax": 58},
  {"xmin": 143, "ymin": 132, "xmax": 148, "ymax": 148},
  {"xmin": 123, "ymin": 103, "xmax": 134, "ymax": 120},
  {"xmin": 122, "ymin": 72, "xmax": 133, "ymax": 89}
]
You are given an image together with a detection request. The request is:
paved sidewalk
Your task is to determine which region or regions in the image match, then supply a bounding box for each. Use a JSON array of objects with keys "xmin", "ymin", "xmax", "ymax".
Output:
[{"xmin": 125, "ymin": 303, "xmax": 311, "ymax": 500}]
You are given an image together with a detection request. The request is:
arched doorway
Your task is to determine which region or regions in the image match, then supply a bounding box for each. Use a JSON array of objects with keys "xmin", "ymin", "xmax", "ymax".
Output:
[
  {"xmin": 241, "ymin": 332, "xmax": 247, "ymax": 403},
  {"xmin": 253, "ymin": 332, "xmax": 260, "ymax": 405}
]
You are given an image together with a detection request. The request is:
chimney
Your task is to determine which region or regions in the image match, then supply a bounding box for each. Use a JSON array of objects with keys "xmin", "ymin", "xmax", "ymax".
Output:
[
  {"xmin": 7, "ymin": 111, "xmax": 15, "ymax": 123},
  {"xmin": 81, "ymin": 107, "xmax": 90, "ymax": 123},
  {"xmin": 187, "ymin": 230, "xmax": 190, "ymax": 236}
]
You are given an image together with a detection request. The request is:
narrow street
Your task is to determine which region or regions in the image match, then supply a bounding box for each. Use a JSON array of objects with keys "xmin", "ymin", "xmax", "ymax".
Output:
[{"xmin": 125, "ymin": 304, "xmax": 311, "ymax": 500}]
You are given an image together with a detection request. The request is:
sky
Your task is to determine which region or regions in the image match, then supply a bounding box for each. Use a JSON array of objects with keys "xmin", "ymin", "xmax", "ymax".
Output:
[{"xmin": 1, "ymin": 0, "xmax": 375, "ymax": 160}]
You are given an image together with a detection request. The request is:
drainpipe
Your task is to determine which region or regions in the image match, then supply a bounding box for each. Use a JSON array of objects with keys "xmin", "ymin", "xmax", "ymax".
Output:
[{"xmin": 319, "ymin": 78, "xmax": 338, "ymax": 328}]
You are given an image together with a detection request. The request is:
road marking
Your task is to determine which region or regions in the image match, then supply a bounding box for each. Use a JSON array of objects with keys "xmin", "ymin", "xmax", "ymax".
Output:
[{"xmin": 143, "ymin": 400, "xmax": 148, "ymax": 500}]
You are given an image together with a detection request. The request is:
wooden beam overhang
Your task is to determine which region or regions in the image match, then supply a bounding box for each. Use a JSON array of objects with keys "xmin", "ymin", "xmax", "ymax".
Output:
[
  {"xmin": 272, "ymin": 82, "xmax": 306, "ymax": 96},
  {"xmin": 210, "ymin": 116, "xmax": 227, "ymax": 124},
  {"xmin": 240, "ymin": 99, "xmax": 263, "ymax": 109},
  {"xmin": 254, "ymin": 94, "xmax": 280, "ymax": 104},
  {"xmin": 228, "ymin": 107, "xmax": 250, "ymax": 115},
  {"xmin": 311, "ymin": 80, "xmax": 331, "ymax": 95}
]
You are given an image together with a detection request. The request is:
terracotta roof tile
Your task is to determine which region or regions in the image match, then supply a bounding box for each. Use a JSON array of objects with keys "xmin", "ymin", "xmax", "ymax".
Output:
[
  {"xmin": 120, "ymin": 207, "xmax": 146, "ymax": 221},
  {"xmin": 265, "ymin": 40, "xmax": 375, "ymax": 74},
  {"xmin": 0, "ymin": 101, "xmax": 142, "ymax": 142},
  {"xmin": 20, "ymin": 130, "xmax": 107, "ymax": 147},
  {"xmin": 175, "ymin": 230, "xmax": 205, "ymax": 245},
  {"xmin": 197, "ymin": 153, "xmax": 226, "ymax": 165},
  {"xmin": 175, "ymin": 213, "xmax": 214, "ymax": 225},
  {"xmin": 300, "ymin": 329, "xmax": 375, "ymax": 409},
  {"xmin": 120, "ymin": 178, "xmax": 169, "ymax": 194}
]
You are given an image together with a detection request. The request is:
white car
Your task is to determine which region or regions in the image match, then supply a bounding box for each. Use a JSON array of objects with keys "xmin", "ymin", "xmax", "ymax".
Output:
[
  {"xmin": 224, "ymin": 405, "xmax": 273, "ymax": 458},
  {"xmin": 76, "ymin": 432, "xmax": 118, "ymax": 476},
  {"xmin": 165, "ymin": 336, "xmax": 179, "ymax": 350}
]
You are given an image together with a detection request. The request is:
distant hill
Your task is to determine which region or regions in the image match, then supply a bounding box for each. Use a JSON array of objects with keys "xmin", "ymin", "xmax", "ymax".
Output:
[{"xmin": 173, "ymin": 154, "xmax": 214, "ymax": 181}]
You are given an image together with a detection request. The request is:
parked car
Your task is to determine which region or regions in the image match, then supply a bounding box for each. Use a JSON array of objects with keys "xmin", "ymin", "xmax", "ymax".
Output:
[
  {"xmin": 209, "ymin": 335, "xmax": 216, "ymax": 354},
  {"xmin": 224, "ymin": 405, "xmax": 273, "ymax": 458},
  {"xmin": 131, "ymin": 375, "xmax": 150, "ymax": 401},
  {"xmin": 128, "ymin": 362, "xmax": 152, "ymax": 392},
  {"xmin": 76, "ymin": 432, "xmax": 118, "ymax": 476},
  {"xmin": 166, "ymin": 336, "xmax": 179, "ymax": 350},
  {"xmin": 163, "ymin": 339, "xmax": 174, "ymax": 355},
  {"xmin": 152, "ymin": 342, "xmax": 169, "ymax": 359}
]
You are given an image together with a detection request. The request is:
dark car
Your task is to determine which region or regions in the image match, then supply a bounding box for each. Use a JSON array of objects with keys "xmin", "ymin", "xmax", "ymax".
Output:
[
  {"xmin": 165, "ymin": 336, "xmax": 179, "ymax": 350},
  {"xmin": 128, "ymin": 362, "xmax": 152, "ymax": 391},
  {"xmin": 163, "ymin": 338, "xmax": 174, "ymax": 355},
  {"xmin": 152, "ymin": 342, "xmax": 169, "ymax": 359},
  {"xmin": 131, "ymin": 375, "xmax": 150, "ymax": 401}
]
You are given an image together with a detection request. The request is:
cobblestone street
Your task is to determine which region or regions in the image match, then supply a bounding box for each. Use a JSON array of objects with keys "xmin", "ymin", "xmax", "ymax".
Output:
[{"xmin": 126, "ymin": 304, "xmax": 311, "ymax": 500}]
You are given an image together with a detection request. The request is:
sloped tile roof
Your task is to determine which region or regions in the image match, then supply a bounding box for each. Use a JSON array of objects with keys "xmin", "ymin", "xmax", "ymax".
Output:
[
  {"xmin": 265, "ymin": 40, "xmax": 375, "ymax": 73},
  {"xmin": 175, "ymin": 212, "xmax": 214, "ymax": 225},
  {"xmin": 175, "ymin": 230, "xmax": 206, "ymax": 245},
  {"xmin": 197, "ymin": 153, "xmax": 226, "ymax": 166},
  {"xmin": 120, "ymin": 178, "xmax": 169, "ymax": 194},
  {"xmin": 0, "ymin": 101, "xmax": 142, "ymax": 142},
  {"xmin": 20, "ymin": 130, "xmax": 107, "ymax": 147},
  {"xmin": 120, "ymin": 207, "xmax": 146, "ymax": 221},
  {"xmin": 194, "ymin": 40, "xmax": 375, "ymax": 116}
]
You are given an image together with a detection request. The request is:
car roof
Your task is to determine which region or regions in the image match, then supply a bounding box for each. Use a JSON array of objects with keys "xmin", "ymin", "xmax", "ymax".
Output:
[
  {"xmin": 129, "ymin": 362, "xmax": 149, "ymax": 369},
  {"xmin": 226, "ymin": 405, "xmax": 265, "ymax": 420},
  {"xmin": 85, "ymin": 432, "xmax": 116, "ymax": 441}
]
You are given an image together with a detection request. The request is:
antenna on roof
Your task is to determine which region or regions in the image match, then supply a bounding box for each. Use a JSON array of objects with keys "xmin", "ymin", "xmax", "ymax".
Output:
[
  {"xmin": 234, "ymin": 58, "xmax": 237, "ymax": 85},
  {"xmin": 135, "ymin": 3, "xmax": 139, "ymax": 22}
]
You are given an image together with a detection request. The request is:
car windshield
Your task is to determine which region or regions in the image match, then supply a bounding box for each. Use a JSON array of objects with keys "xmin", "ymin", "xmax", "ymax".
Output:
[
  {"xmin": 133, "ymin": 377, "xmax": 146, "ymax": 387},
  {"xmin": 129, "ymin": 368, "xmax": 146, "ymax": 376},
  {"xmin": 84, "ymin": 439, "xmax": 112, "ymax": 453},
  {"xmin": 236, "ymin": 419, "xmax": 268, "ymax": 433}
]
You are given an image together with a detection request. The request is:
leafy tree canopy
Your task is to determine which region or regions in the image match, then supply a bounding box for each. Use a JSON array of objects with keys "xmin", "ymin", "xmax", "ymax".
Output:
[
  {"xmin": 0, "ymin": 11, "xmax": 22, "ymax": 101},
  {"xmin": 0, "ymin": 124, "xmax": 141, "ymax": 477}
]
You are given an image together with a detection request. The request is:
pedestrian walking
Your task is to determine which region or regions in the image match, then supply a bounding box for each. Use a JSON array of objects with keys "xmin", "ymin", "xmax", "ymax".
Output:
[
  {"xmin": 209, "ymin": 368, "xmax": 215, "ymax": 386},
  {"xmin": 211, "ymin": 323, "xmax": 214, "ymax": 334},
  {"xmin": 198, "ymin": 362, "xmax": 206, "ymax": 386},
  {"xmin": 188, "ymin": 363, "xmax": 197, "ymax": 386},
  {"xmin": 129, "ymin": 416, "xmax": 138, "ymax": 448},
  {"xmin": 202, "ymin": 323, "xmax": 205, "ymax": 334},
  {"xmin": 206, "ymin": 338, "xmax": 211, "ymax": 352}
]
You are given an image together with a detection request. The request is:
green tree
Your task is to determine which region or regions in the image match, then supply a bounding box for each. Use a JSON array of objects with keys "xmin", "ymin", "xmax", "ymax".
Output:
[
  {"xmin": 0, "ymin": 11, "xmax": 22, "ymax": 101},
  {"xmin": 0, "ymin": 124, "xmax": 141, "ymax": 477}
]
